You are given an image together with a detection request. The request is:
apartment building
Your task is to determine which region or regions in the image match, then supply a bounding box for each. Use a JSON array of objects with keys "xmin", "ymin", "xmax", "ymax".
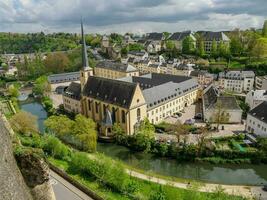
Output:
[
  {"xmin": 218, "ymin": 71, "xmax": 255, "ymax": 93},
  {"xmin": 246, "ymin": 101, "xmax": 267, "ymax": 137},
  {"xmin": 255, "ymin": 76, "xmax": 267, "ymax": 90},
  {"xmin": 168, "ymin": 31, "xmax": 196, "ymax": 51},
  {"xmin": 245, "ymin": 90, "xmax": 267, "ymax": 109},
  {"xmin": 94, "ymin": 60, "xmax": 139, "ymax": 79},
  {"xmin": 197, "ymin": 31, "xmax": 230, "ymax": 53}
]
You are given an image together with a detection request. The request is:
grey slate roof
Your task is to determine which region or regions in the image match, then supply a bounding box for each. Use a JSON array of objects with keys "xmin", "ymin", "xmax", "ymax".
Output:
[
  {"xmin": 197, "ymin": 31, "xmax": 230, "ymax": 41},
  {"xmin": 131, "ymin": 73, "xmax": 192, "ymax": 89},
  {"xmin": 83, "ymin": 76, "xmax": 137, "ymax": 108},
  {"xmin": 143, "ymin": 78, "xmax": 198, "ymax": 109},
  {"xmin": 48, "ymin": 71, "xmax": 80, "ymax": 84},
  {"xmin": 96, "ymin": 61, "xmax": 138, "ymax": 72},
  {"xmin": 248, "ymin": 101, "xmax": 267, "ymax": 124},
  {"xmin": 219, "ymin": 71, "xmax": 255, "ymax": 79},
  {"xmin": 146, "ymin": 32, "xmax": 164, "ymax": 41},
  {"xmin": 168, "ymin": 31, "xmax": 193, "ymax": 41},
  {"xmin": 203, "ymin": 85, "xmax": 241, "ymax": 111},
  {"xmin": 63, "ymin": 82, "xmax": 81, "ymax": 100}
]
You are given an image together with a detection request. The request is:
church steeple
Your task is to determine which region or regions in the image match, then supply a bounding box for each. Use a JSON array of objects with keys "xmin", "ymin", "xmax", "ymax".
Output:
[
  {"xmin": 81, "ymin": 20, "xmax": 90, "ymax": 70},
  {"xmin": 80, "ymin": 19, "xmax": 93, "ymax": 91}
]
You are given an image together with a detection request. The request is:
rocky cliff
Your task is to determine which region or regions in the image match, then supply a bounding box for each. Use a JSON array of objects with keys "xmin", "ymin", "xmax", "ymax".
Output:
[
  {"xmin": 0, "ymin": 115, "xmax": 55, "ymax": 200},
  {"xmin": 0, "ymin": 117, "xmax": 33, "ymax": 200}
]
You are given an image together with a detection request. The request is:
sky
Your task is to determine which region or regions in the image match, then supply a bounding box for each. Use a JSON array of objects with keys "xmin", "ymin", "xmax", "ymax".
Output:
[{"xmin": 0, "ymin": 0, "xmax": 266, "ymax": 34}]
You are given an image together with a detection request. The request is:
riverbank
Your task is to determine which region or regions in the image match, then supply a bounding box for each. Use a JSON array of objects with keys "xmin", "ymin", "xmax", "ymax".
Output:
[{"xmin": 19, "ymin": 100, "xmax": 267, "ymax": 186}]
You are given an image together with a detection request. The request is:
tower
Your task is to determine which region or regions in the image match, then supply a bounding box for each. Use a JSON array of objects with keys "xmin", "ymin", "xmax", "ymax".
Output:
[{"xmin": 80, "ymin": 20, "xmax": 93, "ymax": 91}]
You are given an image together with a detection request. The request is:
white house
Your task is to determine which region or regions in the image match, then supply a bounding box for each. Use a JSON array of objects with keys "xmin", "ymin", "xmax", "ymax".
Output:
[
  {"xmin": 246, "ymin": 101, "xmax": 267, "ymax": 137},
  {"xmin": 245, "ymin": 90, "xmax": 267, "ymax": 109},
  {"xmin": 218, "ymin": 71, "xmax": 255, "ymax": 93}
]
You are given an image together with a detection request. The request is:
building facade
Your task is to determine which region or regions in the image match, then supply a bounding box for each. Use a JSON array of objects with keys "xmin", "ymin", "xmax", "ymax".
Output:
[
  {"xmin": 255, "ymin": 76, "xmax": 267, "ymax": 90},
  {"xmin": 246, "ymin": 101, "xmax": 267, "ymax": 137},
  {"xmin": 94, "ymin": 60, "xmax": 139, "ymax": 79},
  {"xmin": 218, "ymin": 71, "xmax": 255, "ymax": 93},
  {"xmin": 167, "ymin": 31, "xmax": 196, "ymax": 51},
  {"xmin": 245, "ymin": 90, "xmax": 267, "ymax": 109}
]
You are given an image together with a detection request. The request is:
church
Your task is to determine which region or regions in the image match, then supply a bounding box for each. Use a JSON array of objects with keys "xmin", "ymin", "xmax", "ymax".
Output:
[{"xmin": 63, "ymin": 22, "xmax": 199, "ymax": 137}]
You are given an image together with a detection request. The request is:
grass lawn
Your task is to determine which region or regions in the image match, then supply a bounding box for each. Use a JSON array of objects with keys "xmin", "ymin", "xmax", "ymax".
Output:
[{"xmin": 48, "ymin": 157, "xmax": 247, "ymax": 200}]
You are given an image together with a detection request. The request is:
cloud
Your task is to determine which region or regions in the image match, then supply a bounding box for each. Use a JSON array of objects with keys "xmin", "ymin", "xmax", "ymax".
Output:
[{"xmin": 0, "ymin": 0, "xmax": 266, "ymax": 33}]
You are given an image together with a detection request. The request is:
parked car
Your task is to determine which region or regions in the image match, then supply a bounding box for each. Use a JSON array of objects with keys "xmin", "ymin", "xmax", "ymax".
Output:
[
  {"xmin": 175, "ymin": 112, "xmax": 182, "ymax": 117},
  {"xmin": 262, "ymin": 184, "xmax": 267, "ymax": 191},
  {"xmin": 156, "ymin": 128, "xmax": 164, "ymax": 134},
  {"xmin": 184, "ymin": 119, "xmax": 195, "ymax": 125}
]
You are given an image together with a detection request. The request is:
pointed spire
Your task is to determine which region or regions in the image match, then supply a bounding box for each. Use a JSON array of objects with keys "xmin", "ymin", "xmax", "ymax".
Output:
[{"xmin": 81, "ymin": 19, "xmax": 89, "ymax": 69}]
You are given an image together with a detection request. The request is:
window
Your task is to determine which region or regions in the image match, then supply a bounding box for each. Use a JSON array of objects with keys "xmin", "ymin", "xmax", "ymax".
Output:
[
  {"xmin": 103, "ymin": 104, "xmax": 106, "ymax": 116},
  {"xmin": 88, "ymin": 100, "xmax": 91, "ymax": 111},
  {"xmin": 112, "ymin": 107, "xmax": 116, "ymax": 122},
  {"xmin": 95, "ymin": 102, "xmax": 99, "ymax": 113},
  {"xmin": 137, "ymin": 108, "xmax": 141, "ymax": 121},
  {"xmin": 121, "ymin": 110, "xmax": 126, "ymax": 123}
]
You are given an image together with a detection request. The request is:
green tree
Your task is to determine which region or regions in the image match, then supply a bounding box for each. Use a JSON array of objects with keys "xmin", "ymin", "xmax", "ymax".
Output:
[
  {"xmin": 44, "ymin": 52, "xmax": 70, "ymax": 73},
  {"xmin": 33, "ymin": 75, "xmax": 51, "ymax": 96},
  {"xmin": 72, "ymin": 114, "xmax": 97, "ymax": 152},
  {"xmin": 8, "ymin": 85, "xmax": 19, "ymax": 98},
  {"xmin": 44, "ymin": 114, "xmax": 74, "ymax": 136},
  {"xmin": 197, "ymin": 40, "xmax": 205, "ymax": 57},
  {"xmin": 251, "ymin": 37, "xmax": 267, "ymax": 59},
  {"xmin": 262, "ymin": 20, "xmax": 267, "ymax": 37},
  {"xmin": 112, "ymin": 123, "xmax": 126, "ymax": 144},
  {"xmin": 134, "ymin": 118, "xmax": 155, "ymax": 152},
  {"xmin": 211, "ymin": 39, "xmax": 217, "ymax": 58},
  {"xmin": 10, "ymin": 111, "xmax": 38, "ymax": 135},
  {"xmin": 230, "ymin": 37, "xmax": 243, "ymax": 57},
  {"xmin": 182, "ymin": 36, "xmax": 195, "ymax": 54},
  {"xmin": 212, "ymin": 101, "xmax": 230, "ymax": 131}
]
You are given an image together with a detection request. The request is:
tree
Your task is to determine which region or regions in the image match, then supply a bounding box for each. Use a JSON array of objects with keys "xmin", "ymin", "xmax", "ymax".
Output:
[
  {"xmin": 8, "ymin": 85, "xmax": 19, "ymax": 98},
  {"xmin": 251, "ymin": 37, "xmax": 267, "ymax": 59},
  {"xmin": 217, "ymin": 41, "xmax": 230, "ymax": 58},
  {"xmin": 10, "ymin": 111, "xmax": 38, "ymax": 135},
  {"xmin": 212, "ymin": 101, "xmax": 230, "ymax": 131},
  {"xmin": 182, "ymin": 36, "xmax": 195, "ymax": 54},
  {"xmin": 128, "ymin": 43, "xmax": 144, "ymax": 51},
  {"xmin": 230, "ymin": 37, "xmax": 243, "ymax": 57},
  {"xmin": 197, "ymin": 40, "xmax": 205, "ymax": 57},
  {"xmin": 211, "ymin": 39, "xmax": 217, "ymax": 58},
  {"xmin": 44, "ymin": 52, "xmax": 70, "ymax": 73},
  {"xmin": 196, "ymin": 127, "xmax": 209, "ymax": 156},
  {"xmin": 165, "ymin": 122, "xmax": 190, "ymax": 144},
  {"xmin": 262, "ymin": 20, "xmax": 267, "ymax": 38},
  {"xmin": 112, "ymin": 123, "xmax": 126, "ymax": 144},
  {"xmin": 44, "ymin": 114, "xmax": 74, "ymax": 136},
  {"xmin": 165, "ymin": 40, "xmax": 175, "ymax": 50},
  {"xmin": 134, "ymin": 118, "xmax": 155, "ymax": 152},
  {"xmin": 72, "ymin": 114, "xmax": 97, "ymax": 152},
  {"xmin": 33, "ymin": 75, "xmax": 51, "ymax": 96}
]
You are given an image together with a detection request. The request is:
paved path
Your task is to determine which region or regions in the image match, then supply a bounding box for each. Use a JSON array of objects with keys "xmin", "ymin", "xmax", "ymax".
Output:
[
  {"xmin": 50, "ymin": 170, "xmax": 93, "ymax": 200},
  {"xmin": 126, "ymin": 169, "xmax": 260, "ymax": 199}
]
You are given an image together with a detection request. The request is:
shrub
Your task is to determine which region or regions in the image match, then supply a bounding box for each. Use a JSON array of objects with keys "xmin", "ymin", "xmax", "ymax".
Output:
[{"xmin": 43, "ymin": 135, "xmax": 70, "ymax": 161}]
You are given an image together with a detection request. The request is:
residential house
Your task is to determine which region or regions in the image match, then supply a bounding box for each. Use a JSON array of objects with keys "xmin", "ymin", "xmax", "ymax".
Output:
[
  {"xmin": 94, "ymin": 60, "xmax": 139, "ymax": 79},
  {"xmin": 196, "ymin": 31, "xmax": 230, "ymax": 53},
  {"xmin": 255, "ymin": 76, "xmax": 267, "ymax": 90},
  {"xmin": 246, "ymin": 101, "xmax": 267, "ymax": 137},
  {"xmin": 218, "ymin": 71, "xmax": 255, "ymax": 93},
  {"xmin": 168, "ymin": 31, "xmax": 196, "ymax": 51},
  {"xmin": 202, "ymin": 85, "xmax": 242, "ymax": 123},
  {"xmin": 245, "ymin": 90, "xmax": 267, "ymax": 109}
]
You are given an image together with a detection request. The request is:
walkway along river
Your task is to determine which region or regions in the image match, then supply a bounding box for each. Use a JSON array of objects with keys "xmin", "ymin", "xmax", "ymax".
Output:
[{"xmin": 20, "ymin": 100, "xmax": 267, "ymax": 186}]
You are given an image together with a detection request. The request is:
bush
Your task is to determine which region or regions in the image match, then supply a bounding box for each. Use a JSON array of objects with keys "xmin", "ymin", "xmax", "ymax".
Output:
[{"xmin": 43, "ymin": 135, "xmax": 70, "ymax": 161}]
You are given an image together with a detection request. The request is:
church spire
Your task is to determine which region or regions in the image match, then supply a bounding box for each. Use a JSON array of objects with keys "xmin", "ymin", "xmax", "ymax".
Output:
[{"xmin": 81, "ymin": 19, "xmax": 89, "ymax": 69}]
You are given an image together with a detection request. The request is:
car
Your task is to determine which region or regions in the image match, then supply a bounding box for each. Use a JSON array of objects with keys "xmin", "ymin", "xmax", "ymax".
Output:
[
  {"xmin": 262, "ymin": 184, "xmax": 267, "ymax": 191},
  {"xmin": 156, "ymin": 128, "xmax": 164, "ymax": 134}
]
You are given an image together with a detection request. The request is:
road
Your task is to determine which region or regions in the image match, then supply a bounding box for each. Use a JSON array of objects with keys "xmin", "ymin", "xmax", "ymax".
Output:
[{"xmin": 50, "ymin": 170, "xmax": 93, "ymax": 200}]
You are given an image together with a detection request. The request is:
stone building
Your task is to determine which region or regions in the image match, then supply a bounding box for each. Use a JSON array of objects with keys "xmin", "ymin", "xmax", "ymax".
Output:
[
  {"xmin": 167, "ymin": 31, "xmax": 196, "ymax": 51},
  {"xmin": 63, "ymin": 22, "xmax": 199, "ymax": 136},
  {"xmin": 94, "ymin": 60, "xmax": 139, "ymax": 79}
]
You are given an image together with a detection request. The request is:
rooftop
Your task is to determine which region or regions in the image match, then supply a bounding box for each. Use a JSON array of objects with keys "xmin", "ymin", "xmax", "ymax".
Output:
[
  {"xmin": 96, "ymin": 60, "xmax": 138, "ymax": 72},
  {"xmin": 63, "ymin": 82, "xmax": 81, "ymax": 100},
  {"xmin": 248, "ymin": 101, "xmax": 267, "ymax": 124},
  {"xmin": 48, "ymin": 71, "xmax": 80, "ymax": 83}
]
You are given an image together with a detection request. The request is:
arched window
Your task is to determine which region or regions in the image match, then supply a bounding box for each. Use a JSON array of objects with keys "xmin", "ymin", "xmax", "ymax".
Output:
[
  {"xmin": 137, "ymin": 108, "xmax": 141, "ymax": 121},
  {"xmin": 121, "ymin": 110, "xmax": 125, "ymax": 123}
]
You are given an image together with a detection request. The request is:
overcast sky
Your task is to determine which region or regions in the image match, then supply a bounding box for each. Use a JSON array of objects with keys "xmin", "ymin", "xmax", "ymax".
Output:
[{"xmin": 0, "ymin": 0, "xmax": 266, "ymax": 34}]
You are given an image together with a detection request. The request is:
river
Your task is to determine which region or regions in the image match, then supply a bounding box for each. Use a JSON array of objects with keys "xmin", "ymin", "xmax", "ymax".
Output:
[{"xmin": 20, "ymin": 100, "xmax": 267, "ymax": 185}]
